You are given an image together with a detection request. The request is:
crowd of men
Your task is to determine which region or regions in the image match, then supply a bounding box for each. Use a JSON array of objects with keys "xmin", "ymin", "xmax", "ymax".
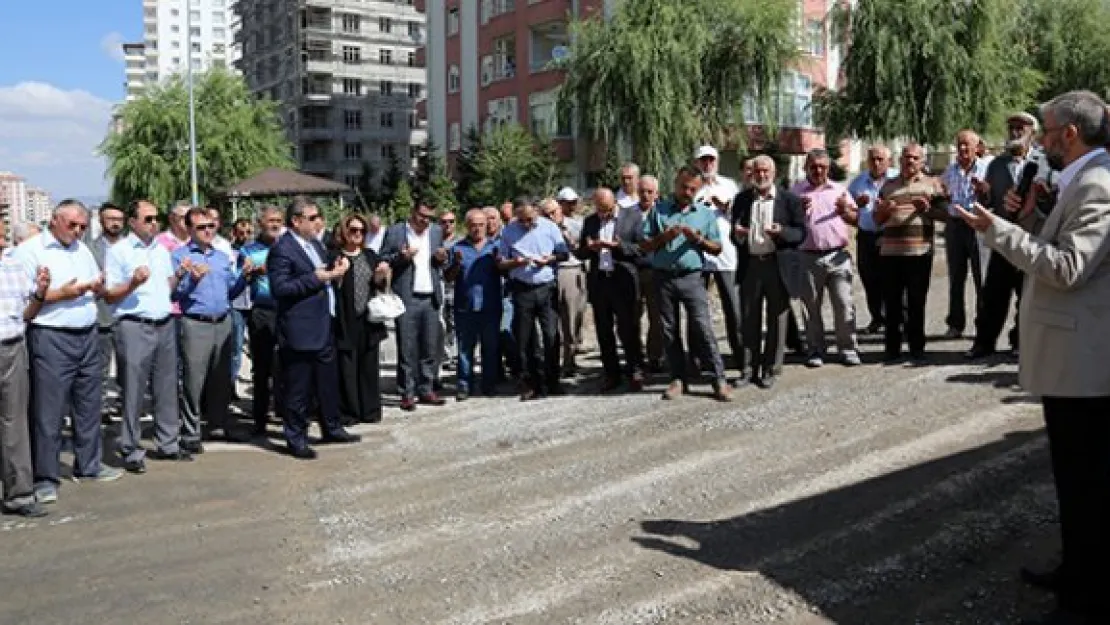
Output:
[{"xmin": 2, "ymin": 86, "xmax": 1109, "ymax": 625}]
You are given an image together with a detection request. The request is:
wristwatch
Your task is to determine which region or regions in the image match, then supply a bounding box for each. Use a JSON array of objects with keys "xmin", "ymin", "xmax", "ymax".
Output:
[{"xmin": 31, "ymin": 291, "xmax": 45, "ymax": 302}]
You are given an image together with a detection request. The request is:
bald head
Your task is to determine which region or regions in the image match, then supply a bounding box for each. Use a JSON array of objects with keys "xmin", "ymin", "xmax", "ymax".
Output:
[{"xmin": 594, "ymin": 187, "xmax": 616, "ymax": 219}]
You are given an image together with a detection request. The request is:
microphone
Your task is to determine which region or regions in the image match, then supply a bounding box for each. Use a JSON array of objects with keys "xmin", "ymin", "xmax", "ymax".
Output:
[{"xmin": 1017, "ymin": 161, "xmax": 1038, "ymax": 198}]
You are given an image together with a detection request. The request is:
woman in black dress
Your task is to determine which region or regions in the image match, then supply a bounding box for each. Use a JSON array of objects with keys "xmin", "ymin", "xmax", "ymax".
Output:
[{"xmin": 333, "ymin": 213, "xmax": 391, "ymax": 424}]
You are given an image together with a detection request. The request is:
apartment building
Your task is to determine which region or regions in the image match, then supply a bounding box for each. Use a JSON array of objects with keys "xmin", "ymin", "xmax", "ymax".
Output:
[
  {"xmin": 124, "ymin": 0, "xmax": 240, "ymax": 101},
  {"xmin": 0, "ymin": 173, "xmax": 27, "ymax": 233},
  {"xmin": 25, "ymin": 188, "xmax": 52, "ymax": 226},
  {"xmin": 419, "ymin": 0, "xmax": 848, "ymax": 184},
  {"xmin": 235, "ymin": 0, "xmax": 428, "ymax": 188}
]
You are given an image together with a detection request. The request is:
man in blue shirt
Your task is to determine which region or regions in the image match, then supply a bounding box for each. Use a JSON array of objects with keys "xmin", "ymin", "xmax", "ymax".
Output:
[
  {"xmin": 497, "ymin": 198, "xmax": 569, "ymax": 400},
  {"xmin": 445, "ymin": 208, "xmax": 501, "ymax": 400},
  {"xmin": 641, "ymin": 165, "xmax": 732, "ymax": 402},
  {"xmin": 939, "ymin": 129, "xmax": 990, "ymax": 338},
  {"xmin": 104, "ymin": 199, "xmax": 192, "ymax": 473},
  {"xmin": 239, "ymin": 206, "xmax": 283, "ymax": 436},
  {"xmin": 847, "ymin": 144, "xmax": 900, "ymax": 333},
  {"xmin": 171, "ymin": 206, "xmax": 249, "ymax": 452}
]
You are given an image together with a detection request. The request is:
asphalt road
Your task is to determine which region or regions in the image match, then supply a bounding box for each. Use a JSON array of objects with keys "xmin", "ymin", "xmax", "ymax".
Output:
[{"xmin": 0, "ymin": 248, "xmax": 1061, "ymax": 625}]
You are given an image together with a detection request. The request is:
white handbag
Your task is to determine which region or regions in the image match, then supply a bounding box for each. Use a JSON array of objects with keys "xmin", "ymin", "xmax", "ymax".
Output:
[{"xmin": 366, "ymin": 275, "xmax": 405, "ymax": 323}]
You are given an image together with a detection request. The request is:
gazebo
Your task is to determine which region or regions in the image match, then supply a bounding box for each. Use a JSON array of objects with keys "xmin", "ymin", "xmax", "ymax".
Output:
[{"xmin": 219, "ymin": 167, "xmax": 352, "ymax": 219}]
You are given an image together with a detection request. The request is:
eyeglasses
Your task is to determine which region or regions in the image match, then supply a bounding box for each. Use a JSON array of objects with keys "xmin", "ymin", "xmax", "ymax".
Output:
[
  {"xmin": 194, "ymin": 223, "xmax": 217, "ymax": 231},
  {"xmin": 1040, "ymin": 125, "xmax": 1067, "ymax": 138},
  {"xmin": 66, "ymin": 221, "xmax": 88, "ymax": 230},
  {"xmin": 348, "ymin": 227, "xmax": 365, "ymax": 234},
  {"xmin": 142, "ymin": 215, "xmax": 159, "ymax": 224}
]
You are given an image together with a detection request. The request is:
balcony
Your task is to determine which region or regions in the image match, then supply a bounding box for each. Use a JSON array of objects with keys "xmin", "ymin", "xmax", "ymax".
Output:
[{"xmin": 529, "ymin": 21, "xmax": 568, "ymax": 74}]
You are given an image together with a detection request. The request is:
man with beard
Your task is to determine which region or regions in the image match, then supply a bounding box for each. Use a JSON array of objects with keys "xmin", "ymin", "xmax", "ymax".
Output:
[
  {"xmin": 92, "ymin": 202, "xmax": 126, "ymax": 417},
  {"xmin": 239, "ymin": 207, "xmax": 284, "ymax": 436},
  {"xmin": 966, "ymin": 112, "xmax": 1044, "ymax": 359}
]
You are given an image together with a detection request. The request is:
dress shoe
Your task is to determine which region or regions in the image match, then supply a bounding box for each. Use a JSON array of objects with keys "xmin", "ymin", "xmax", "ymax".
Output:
[
  {"xmin": 629, "ymin": 373, "xmax": 645, "ymax": 392},
  {"xmin": 399, "ymin": 397, "xmax": 417, "ymax": 412},
  {"xmin": 180, "ymin": 440, "xmax": 205, "ymax": 455},
  {"xmin": 287, "ymin": 445, "xmax": 318, "ymax": 460},
  {"xmin": 756, "ymin": 375, "xmax": 776, "ymax": 390},
  {"xmin": 122, "ymin": 458, "xmax": 146, "ymax": 474},
  {"xmin": 418, "ymin": 393, "xmax": 446, "ymax": 406},
  {"xmin": 148, "ymin": 449, "xmax": 195, "ymax": 462},
  {"xmin": 320, "ymin": 430, "xmax": 362, "ymax": 444},
  {"xmin": 1021, "ymin": 564, "xmax": 1063, "ymax": 593},
  {"xmin": 2, "ymin": 502, "xmax": 48, "ymax": 518},
  {"xmin": 600, "ymin": 376, "xmax": 622, "ymax": 393},
  {"xmin": 359, "ymin": 411, "xmax": 383, "ymax": 424},
  {"xmin": 456, "ymin": 390, "xmax": 469, "ymax": 402},
  {"xmin": 965, "ymin": 345, "xmax": 996, "ymax": 360}
]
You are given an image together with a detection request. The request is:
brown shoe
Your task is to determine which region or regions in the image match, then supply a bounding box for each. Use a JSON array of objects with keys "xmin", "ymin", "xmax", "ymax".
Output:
[
  {"xmin": 712, "ymin": 382, "xmax": 734, "ymax": 403},
  {"xmin": 661, "ymin": 380, "xmax": 684, "ymax": 400}
]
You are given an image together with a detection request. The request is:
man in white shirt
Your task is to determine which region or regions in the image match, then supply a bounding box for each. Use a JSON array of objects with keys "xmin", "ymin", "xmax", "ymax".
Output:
[
  {"xmin": 615, "ymin": 163, "xmax": 640, "ymax": 210},
  {"xmin": 939, "ymin": 129, "xmax": 990, "ymax": 338},
  {"xmin": 551, "ymin": 187, "xmax": 587, "ymax": 376},
  {"xmin": 694, "ymin": 146, "xmax": 743, "ymax": 370}
]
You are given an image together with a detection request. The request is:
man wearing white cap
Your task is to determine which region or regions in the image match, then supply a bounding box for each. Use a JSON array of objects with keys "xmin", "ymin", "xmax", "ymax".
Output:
[
  {"xmin": 693, "ymin": 145, "xmax": 743, "ymax": 370},
  {"xmin": 553, "ymin": 187, "xmax": 587, "ymax": 375}
]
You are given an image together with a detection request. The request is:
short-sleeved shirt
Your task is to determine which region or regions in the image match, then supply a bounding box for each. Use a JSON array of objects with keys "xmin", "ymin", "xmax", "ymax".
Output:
[
  {"xmin": 171, "ymin": 241, "xmax": 246, "ymax": 317},
  {"xmin": 642, "ymin": 197, "xmax": 721, "ymax": 272},
  {"xmin": 12, "ymin": 230, "xmax": 100, "ymax": 329},
  {"xmin": 878, "ymin": 174, "xmax": 945, "ymax": 257},
  {"xmin": 105, "ymin": 233, "xmax": 175, "ymax": 320},
  {"xmin": 0, "ymin": 253, "xmax": 32, "ymax": 341},
  {"xmin": 847, "ymin": 168, "xmax": 900, "ymax": 232},
  {"xmin": 239, "ymin": 240, "xmax": 275, "ymax": 309},
  {"xmin": 940, "ymin": 158, "xmax": 989, "ymax": 214},
  {"xmin": 791, "ymin": 179, "xmax": 853, "ymax": 252},
  {"xmin": 498, "ymin": 217, "xmax": 568, "ymax": 285},
  {"xmin": 155, "ymin": 231, "xmax": 190, "ymax": 315},
  {"xmin": 448, "ymin": 238, "xmax": 502, "ymax": 313}
]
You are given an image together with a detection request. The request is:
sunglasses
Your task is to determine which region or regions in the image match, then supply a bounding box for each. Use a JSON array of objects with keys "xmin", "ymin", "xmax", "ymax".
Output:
[
  {"xmin": 141, "ymin": 215, "xmax": 159, "ymax": 224},
  {"xmin": 194, "ymin": 223, "xmax": 217, "ymax": 231},
  {"xmin": 348, "ymin": 227, "xmax": 365, "ymax": 234}
]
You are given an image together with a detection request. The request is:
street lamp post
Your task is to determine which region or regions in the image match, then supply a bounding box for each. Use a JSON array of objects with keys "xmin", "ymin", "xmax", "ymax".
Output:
[{"xmin": 186, "ymin": 4, "xmax": 199, "ymax": 206}]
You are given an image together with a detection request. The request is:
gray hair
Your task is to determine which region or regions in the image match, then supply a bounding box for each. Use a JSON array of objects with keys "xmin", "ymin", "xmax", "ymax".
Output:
[
  {"xmin": 12, "ymin": 222, "xmax": 40, "ymax": 244},
  {"xmin": 621, "ymin": 162, "xmax": 641, "ymax": 177},
  {"xmin": 1041, "ymin": 90, "xmax": 1110, "ymax": 147},
  {"xmin": 867, "ymin": 144, "xmax": 892, "ymax": 159},
  {"xmin": 752, "ymin": 154, "xmax": 777, "ymax": 172},
  {"xmin": 52, "ymin": 198, "xmax": 88, "ymax": 218},
  {"xmin": 805, "ymin": 148, "xmax": 830, "ymax": 165},
  {"xmin": 286, "ymin": 195, "xmax": 316, "ymax": 227},
  {"xmin": 638, "ymin": 174, "xmax": 659, "ymax": 189}
]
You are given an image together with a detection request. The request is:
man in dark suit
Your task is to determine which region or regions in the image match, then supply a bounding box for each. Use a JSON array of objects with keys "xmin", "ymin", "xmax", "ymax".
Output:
[
  {"xmin": 730, "ymin": 155, "xmax": 807, "ymax": 389},
  {"xmin": 267, "ymin": 197, "xmax": 361, "ymax": 459},
  {"xmin": 577, "ymin": 188, "xmax": 645, "ymax": 392},
  {"xmin": 379, "ymin": 203, "xmax": 448, "ymax": 411}
]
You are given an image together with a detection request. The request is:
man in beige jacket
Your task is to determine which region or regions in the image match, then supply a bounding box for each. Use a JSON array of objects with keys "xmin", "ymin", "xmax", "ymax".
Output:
[{"xmin": 958, "ymin": 90, "xmax": 1110, "ymax": 625}]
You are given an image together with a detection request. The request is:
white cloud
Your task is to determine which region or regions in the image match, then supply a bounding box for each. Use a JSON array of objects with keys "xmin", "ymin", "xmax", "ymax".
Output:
[
  {"xmin": 100, "ymin": 32, "xmax": 127, "ymax": 63},
  {"xmin": 0, "ymin": 82, "xmax": 114, "ymax": 198}
]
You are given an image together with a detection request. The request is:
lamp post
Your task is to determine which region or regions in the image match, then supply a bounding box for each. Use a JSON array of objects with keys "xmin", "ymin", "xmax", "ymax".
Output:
[{"xmin": 186, "ymin": 4, "xmax": 199, "ymax": 206}]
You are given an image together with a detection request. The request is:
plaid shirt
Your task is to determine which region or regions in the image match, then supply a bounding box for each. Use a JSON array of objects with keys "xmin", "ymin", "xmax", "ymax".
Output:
[{"xmin": 0, "ymin": 252, "xmax": 32, "ymax": 341}]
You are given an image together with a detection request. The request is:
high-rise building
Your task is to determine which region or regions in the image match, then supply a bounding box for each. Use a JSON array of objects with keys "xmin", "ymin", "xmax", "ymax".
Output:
[
  {"xmin": 0, "ymin": 172, "xmax": 27, "ymax": 233},
  {"xmin": 123, "ymin": 0, "xmax": 241, "ymax": 101},
  {"xmin": 25, "ymin": 187, "xmax": 52, "ymax": 226},
  {"xmin": 419, "ymin": 0, "xmax": 847, "ymax": 184},
  {"xmin": 235, "ymin": 0, "xmax": 428, "ymax": 188}
]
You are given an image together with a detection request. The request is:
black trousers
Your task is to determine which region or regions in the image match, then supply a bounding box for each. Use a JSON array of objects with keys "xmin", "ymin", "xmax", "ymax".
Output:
[
  {"xmin": 974, "ymin": 251, "xmax": 1022, "ymax": 350},
  {"xmin": 944, "ymin": 220, "xmax": 983, "ymax": 332},
  {"xmin": 856, "ymin": 230, "xmax": 884, "ymax": 326},
  {"xmin": 248, "ymin": 307, "xmax": 278, "ymax": 429},
  {"xmin": 881, "ymin": 254, "xmax": 931, "ymax": 357},
  {"xmin": 1043, "ymin": 396, "xmax": 1110, "ymax": 617},
  {"xmin": 280, "ymin": 342, "xmax": 343, "ymax": 450},
  {"xmin": 592, "ymin": 271, "xmax": 643, "ymax": 379},
  {"xmin": 337, "ymin": 329, "xmax": 382, "ymax": 423},
  {"xmin": 511, "ymin": 281, "xmax": 559, "ymax": 390}
]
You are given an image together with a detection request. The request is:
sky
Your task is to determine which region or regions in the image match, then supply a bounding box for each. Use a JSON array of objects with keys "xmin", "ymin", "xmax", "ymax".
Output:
[{"xmin": 0, "ymin": 1, "xmax": 139, "ymax": 200}]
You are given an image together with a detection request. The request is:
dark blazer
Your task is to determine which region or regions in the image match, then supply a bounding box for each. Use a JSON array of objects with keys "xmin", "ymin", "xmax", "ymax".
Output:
[
  {"xmin": 729, "ymin": 188, "xmax": 808, "ymax": 277},
  {"xmin": 576, "ymin": 207, "xmax": 643, "ymax": 299},
  {"xmin": 267, "ymin": 231, "xmax": 333, "ymax": 352},
  {"xmin": 982, "ymin": 154, "xmax": 1022, "ymax": 220},
  {"xmin": 379, "ymin": 221, "xmax": 446, "ymax": 309}
]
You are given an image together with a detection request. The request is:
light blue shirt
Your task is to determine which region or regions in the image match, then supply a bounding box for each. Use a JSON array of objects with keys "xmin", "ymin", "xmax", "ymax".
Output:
[
  {"xmin": 171, "ymin": 241, "xmax": 247, "ymax": 317},
  {"xmin": 12, "ymin": 230, "xmax": 99, "ymax": 329},
  {"xmin": 941, "ymin": 158, "xmax": 989, "ymax": 215},
  {"xmin": 498, "ymin": 217, "xmax": 568, "ymax": 285},
  {"xmin": 291, "ymin": 232, "xmax": 335, "ymax": 316},
  {"xmin": 105, "ymin": 233, "xmax": 174, "ymax": 320},
  {"xmin": 847, "ymin": 168, "xmax": 900, "ymax": 232}
]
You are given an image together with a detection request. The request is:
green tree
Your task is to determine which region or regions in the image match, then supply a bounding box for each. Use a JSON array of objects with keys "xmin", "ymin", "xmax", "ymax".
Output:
[
  {"xmin": 468, "ymin": 124, "xmax": 560, "ymax": 206},
  {"xmin": 1016, "ymin": 0, "xmax": 1110, "ymax": 101},
  {"xmin": 100, "ymin": 68, "xmax": 293, "ymax": 207},
  {"xmin": 384, "ymin": 178, "xmax": 415, "ymax": 225},
  {"xmin": 558, "ymin": 0, "xmax": 798, "ymax": 178},
  {"xmin": 454, "ymin": 126, "xmax": 484, "ymax": 208},
  {"xmin": 595, "ymin": 142, "xmax": 624, "ymax": 191},
  {"xmin": 814, "ymin": 0, "xmax": 1041, "ymax": 143},
  {"xmin": 354, "ymin": 161, "xmax": 380, "ymax": 211},
  {"xmin": 379, "ymin": 152, "xmax": 406, "ymax": 203},
  {"xmin": 418, "ymin": 150, "xmax": 460, "ymax": 214}
]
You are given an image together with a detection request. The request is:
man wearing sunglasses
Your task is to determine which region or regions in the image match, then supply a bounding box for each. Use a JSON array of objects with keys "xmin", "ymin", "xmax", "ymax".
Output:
[
  {"xmin": 91, "ymin": 202, "xmax": 126, "ymax": 421},
  {"xmin": 171, "ymin": 206, "xmax": 251, "ymax": 453},
  {"xmin": 438, "ymin": 210, "xmax": 460, "ymax": 380},
  {"xmin": 12, "ymin": 199, "xmax": 123, "ymax": 505}
]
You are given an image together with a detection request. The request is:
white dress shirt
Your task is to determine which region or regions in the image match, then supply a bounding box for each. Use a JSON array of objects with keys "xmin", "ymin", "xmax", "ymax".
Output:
[
  {"xmin": 704, "ymin": 208, "xmax": 738, "ymax": 272},
  {"xmin": 1057, "ymin": 147, "xmax": 1106, "ymax": 195},
  {"xmin": 366, "ymin": 228, "xmax": 385, "ymax": 253},
  {"xmin": 12, "ymin": 230, "xmax": 100, "ymax": 328},
  {"xmin": 598, "ymin": 210, "xmax": 619, "ymax": 272},
  {"xmin": 695, "ymin": 174, "xmax": 740, "ymax": 207},
  {"xmin": 748, "ymin": 189, "xmax": 777, "ymax": 256},
  {"xmin": 291, "ymin": 231, "xmax": 335, "ymax": 316},
  {"xmin": 406, "ymin": 223, "xmax": 434, "ymax": 295},
  {"xmin": 615, "ymin": 190, "xmax": 638, "ymax": 210}
]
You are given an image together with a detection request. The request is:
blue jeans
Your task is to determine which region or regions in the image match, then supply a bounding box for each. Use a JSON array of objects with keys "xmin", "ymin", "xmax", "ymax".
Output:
[
  {"xmin": 230, "ymin": 308, "xmax": 247, "ymax": 384},
  {"xmin": 456, "ymin": 309, "xmax": 501, "ymax": 394}
]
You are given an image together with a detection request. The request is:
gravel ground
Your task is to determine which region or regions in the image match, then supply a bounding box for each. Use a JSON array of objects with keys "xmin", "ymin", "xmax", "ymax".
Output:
[{"xmin": 0, "ymin": 242, "xmax": 1062, "ymax": 625}]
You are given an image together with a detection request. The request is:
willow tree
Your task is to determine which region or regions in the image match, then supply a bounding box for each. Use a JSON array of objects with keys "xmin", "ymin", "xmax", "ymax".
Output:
[
  {"xmin": 468, "ymin": 124, "xmax": 560, "ymax": 206},
  {"xmin": 1015, "ymin": 0, "xmax": 1110, "ymax": 101},
  {"xmin": 558, "ymin": 0, "xmax": 798, "ymax": 177},
  {"xmin": 100, "ymin": 68, "xmax": 293, "ymax": 207},
  {"xmin": 815, "ymin": 0, "xmax": 1042, "ymax": 143}
]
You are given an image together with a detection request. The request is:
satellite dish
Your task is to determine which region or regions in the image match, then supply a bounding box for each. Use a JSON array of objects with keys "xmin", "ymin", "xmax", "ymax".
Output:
[{"xmin": 551, "ymin": 45, "xmax": 569, "ymax": 61}]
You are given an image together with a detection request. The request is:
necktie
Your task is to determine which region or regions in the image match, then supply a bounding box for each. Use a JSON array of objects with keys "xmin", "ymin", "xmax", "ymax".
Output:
[{"xmin": 304, "ymin": 239, "xmax": 336, "ymax": 317}]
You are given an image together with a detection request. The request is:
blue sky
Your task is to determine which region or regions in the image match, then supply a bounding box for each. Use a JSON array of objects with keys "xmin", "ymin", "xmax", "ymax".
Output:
[{"xmin": 0, "ymin": 1, "xmax": 140, "ymax": 199}]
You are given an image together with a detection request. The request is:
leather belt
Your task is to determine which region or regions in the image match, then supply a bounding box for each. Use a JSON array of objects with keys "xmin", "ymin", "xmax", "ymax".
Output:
[
  {"xmin": 119, "ymin": 314, "xmax": 171, "ymax": 326},
  {"xmin": 184, "ymin": 313, "xmax": 227, "ymax": 324},
  {"xmin": 30, "ymin": 324, "xmax": 96, "ymax": 335},
  {"xmin": 803, "ymin": 246, "xmax": 845, "ymax": 255},
  {"xmin": 0, "ymin": 334, "xmax": 23, "ymax": 347}
]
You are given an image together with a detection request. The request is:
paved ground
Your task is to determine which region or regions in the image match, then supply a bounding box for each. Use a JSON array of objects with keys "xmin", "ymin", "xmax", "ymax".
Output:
[{"xmin": 0, "ymin": 246, "xmax": 1063, "ymax": 625}]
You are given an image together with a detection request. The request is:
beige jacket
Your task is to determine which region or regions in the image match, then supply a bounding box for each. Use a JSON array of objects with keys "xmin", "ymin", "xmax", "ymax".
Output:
[{"xmin": 983, "ymin": 150, "xmax": 1110, "ymax": 398}]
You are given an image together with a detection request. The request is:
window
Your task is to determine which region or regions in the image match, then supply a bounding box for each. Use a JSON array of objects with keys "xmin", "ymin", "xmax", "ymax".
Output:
[
  {"xmin": 805, "ymin": 20, "xmax": 825, "ymax": 56},
  {"xmin": 211, "ymin": 0, "xmax": 224, "ymax": 6},
  {"xmin": 379, "ymin": 17, "xmax": 392, "ymax": 33},
  {"xmin": 213, "ymin": 27, "xmax": 226, "ymax": 39},
  {"xmin": 213, "ymin": 12, "xmax": 225, "ymax": 25},
  {"xmin": 529, "ymin": 22, "xmax": 567, "ymax": 72},
  {"xmin": 481, "ymin": 0, "xmax": 516, "ymax": 23},
  {"xmin": 171, "ymin": 25, "xmax": 180, "ymax": 34},
  {"xmin": 448, "ymin": 65, "xmax": 460, "ymax": 93},
  {"xmin": 448, "ymin": 8, "xmax": 459, "ymax": 35},
  {"xmin": 171, "ymin": 8, "xmax": 179, "ymax": 17},
  {"xmin": 345, "ymin": 175, "xmax": 361, "ymax": 188},
  {"xmin": 190, "ymin": 26, "xmax": 201, "ymax": 37},
  {"xmin": 172, "ymin": 40, "xmax": 181, "ymax": 49},
  {"xmin": 342, "ymin": 78, "xmax": 362, "ymax": 95},
  {"xmin": 408, "ymin": 112, "xmax": 417, "ymax": 129},
  {"xmin": 344, "ymin": 110, "xmax": 362, "ymax": 130},
  {"xmin": 379, "ymin": 49, "xmax": 392, "ymax": 65},
  {"xmin": 344, "ymin": 142, "xmax": 363, "ymax": 160},
  {"xmin": 408, "ymin": 22, "xmax": 421, "ymax": 39},
  {"xmin": 407, "ymin": 83, "xmax": 422, "ymax": 98},
  {"xmin": 192, "ymin": 58, "xmax": 201, "ymax": 69},
  {"xmin": 380, "ymin": 80, "xmax": 393, "ymax": 95},
  {"xmin": 380, "ymin": 144, "xmax": 396, "ymax": 159},
  {"xmin": 191, "ymin": 42, "xmax": 201, "ymax": 53},
  {"xmin": 449, "ymin": 122, "xmax": 462, "ymax": 151},
  {"xmin": 493, "ymin": 36, "xmax": 516, "ymax": 80},
  {"xmin": 189, "ymin": 10, "xmax": 201, "ymax": 22},
  {"xmin": 380, "ymin": 111, "xmax": 394, "ymax": 127},
  {"xmin": 741, "ymin": 71, "xmax": 814, "ymax": 128},
  {"xmin": 528, "ymin": 90, "xmax": 570, "ymax": 138},
  {"xmin": 480, "ymin": 55, "xmax": 493, "ymax": 86},
  {"xmin": 410, "ymin": 145, "xmax": 420, "ymax": 160},
  {"xmin": 172, "ymin": 56, "xmax": 181, "ymax": 66},
  {"xmin": 342, "ymin": 14, "xmax": 361, "ymax": 33},
  {"xmin": 408, "ymin": 51, "xmax": 417, "ymax": 67},
  {"xmin": 342, "ymin": 45, "xmax": 361, "ymax": 63},
  {"xmin": 213, "ymin": 43, "xmax": 226, "ymax": 54}
]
